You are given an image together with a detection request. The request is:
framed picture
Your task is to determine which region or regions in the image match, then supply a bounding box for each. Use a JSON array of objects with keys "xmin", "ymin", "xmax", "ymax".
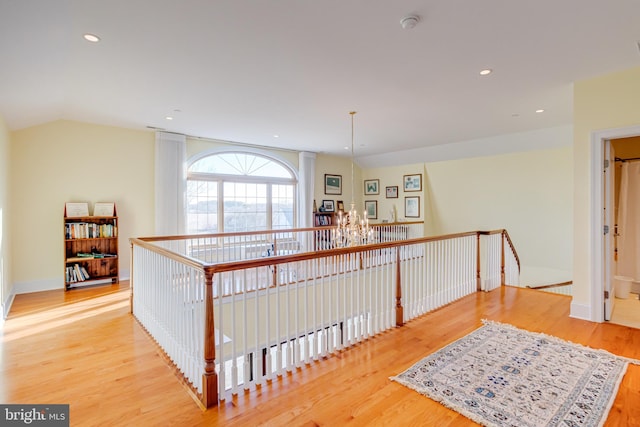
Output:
[
  {"xmin": 385, "ymin": 186, "xmax": 398, "ymax": 198},
  {"xmin": 325, "ymin": 174, "xmax": 342, "ymax": 195},
  {"xmin": 405, "ymin": 196, "xmax": 420, "ymax": 218},
  {"xmin": 403, "ymin": 174, "xmax": 422, "ymax": 192},
  {"xmin": 364, "ymin": 179, "xmax": 380, "ymax": 195},
  {"xmin": 365, "ymin": 200, "xmax": 377, "ymax": 219},
  {"xmin": 322, "ymin": 199, "xmax": 335, "ymax": 212},
  {"xmin": 337, "ymin": 200, "xmax": 345, "ymax": 212},
  {"xmin": 93, "ymin": 202, "xmax": 115, "ymax": 217},
  {"xmin": 65, "ymin": 202, "xmax": 89, "ymax": 218}
]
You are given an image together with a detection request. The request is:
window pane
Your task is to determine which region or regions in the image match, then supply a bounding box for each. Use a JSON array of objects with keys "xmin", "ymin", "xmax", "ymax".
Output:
[
  {"xmin": 272, "ymin": 184, "xmax": 295, "ymax": 229},
  {"xmin": 190, "ymin": 152, "xmax": 293, "ymax": 179},
  {"xmin": 223, "ymin": 182, "xmax": 267, "ymax": 232},
  {"xmin": 186, "ymin": 180, "xmax": 218, "ymax": 234}
]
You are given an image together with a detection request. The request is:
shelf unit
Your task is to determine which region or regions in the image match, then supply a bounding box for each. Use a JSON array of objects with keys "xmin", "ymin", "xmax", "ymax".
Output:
[
  {"xmin": 313, "ymin": 212, "xmax": 336, "ymax": 227},
  {"xmin": 64, "ymin": 205, "xmax": 119, "ymax": 290},
  {"xmin": 313, "ymin": 212, "xmax": 336, "ymax": 250}
]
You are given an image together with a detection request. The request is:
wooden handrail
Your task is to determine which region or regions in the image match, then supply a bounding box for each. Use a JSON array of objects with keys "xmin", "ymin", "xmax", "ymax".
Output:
[
  {"xmin": 526, "ymin": 281, "xmax": 572, "ymax": 290},
  {"xmin": 501, "ymin": 230, "xmax": 520, "ymax": 271},
  {"xmin": 131, "ymin": 227, "xmax": 520, "ymax": 408},
  {"xmin": 132, "ymin": 229, "xmax": 520, "ymax": 277},
  {"xmin": 137, "ymin": 221, "xmax": 425, "ymax": 243}
]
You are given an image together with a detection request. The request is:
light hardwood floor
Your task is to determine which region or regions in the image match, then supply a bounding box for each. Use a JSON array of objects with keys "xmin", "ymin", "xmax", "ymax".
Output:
[{"xmin": 2, "ymin": 283, "xmax": 640, "ymax": 426}]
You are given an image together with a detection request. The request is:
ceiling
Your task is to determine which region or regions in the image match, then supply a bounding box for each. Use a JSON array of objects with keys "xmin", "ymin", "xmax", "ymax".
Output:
[{"xmin": 1, "ymin": 1, "xmax": 639, "ymax": 160}]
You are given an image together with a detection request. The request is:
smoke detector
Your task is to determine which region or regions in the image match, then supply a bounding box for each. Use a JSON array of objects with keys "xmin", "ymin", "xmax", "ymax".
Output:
[{"xmin": 400, "ymin": 15, "xmax": 420, "ymax": 30}]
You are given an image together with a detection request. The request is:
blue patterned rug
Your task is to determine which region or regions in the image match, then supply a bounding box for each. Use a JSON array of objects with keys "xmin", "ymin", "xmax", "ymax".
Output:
[{"xmin": 391, "ymin": 320, "xmax": 638, "ymax": 427}]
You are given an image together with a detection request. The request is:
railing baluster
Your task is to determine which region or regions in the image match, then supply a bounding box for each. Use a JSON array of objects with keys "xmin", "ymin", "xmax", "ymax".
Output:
[{"xmin": 131, "ymin": 227, "xmax": 521, "ymax": 408}]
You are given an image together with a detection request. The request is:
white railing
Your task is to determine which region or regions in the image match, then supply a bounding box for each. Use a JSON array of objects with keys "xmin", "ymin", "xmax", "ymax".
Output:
[
  {"xmin": 131, "ymin": 244, "xmax": 206, "ymax": 393},
  {"xmin": 503, "ymin": 232, "xmax": 520, "ymax": 286},
  {"xmin": 139, "ymin": 222, "xmax": 423, "ymax": 265},
  {"xmin": 130, "ymin": 228, "xmax": 519, "ymax": 408}
]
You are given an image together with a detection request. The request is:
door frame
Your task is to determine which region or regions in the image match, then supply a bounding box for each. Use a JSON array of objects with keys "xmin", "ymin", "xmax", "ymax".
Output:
[{"xmin": 590, "ymin": 125, "xmax": 640, "ymax": 322}]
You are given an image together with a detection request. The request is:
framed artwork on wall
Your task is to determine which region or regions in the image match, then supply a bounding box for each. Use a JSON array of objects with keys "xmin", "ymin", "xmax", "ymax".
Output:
[
  {"xmin": 325, "ymin": 174, "xmax": 342, "ymax": 195},
  {"xmin": 385, "ymin": 186, "xmax": 398, "ymax": 198},
  {"xmin": 365, "ymin": 200, "xmax": 378, "ymax": 219},
  {"xmin": 405, "ymin": 196, "xmax": 420, "ymax": 218},
  {"xmin": 403, "ymin": 174, "xmax": 422, "ymax": 192},
  {"xmin": 322, "ymin": 199, "xmax": 335, "ymax": 212},
  {"xmin": 364, "ymin": 179, "xmax": 380, "ymax": 195}
]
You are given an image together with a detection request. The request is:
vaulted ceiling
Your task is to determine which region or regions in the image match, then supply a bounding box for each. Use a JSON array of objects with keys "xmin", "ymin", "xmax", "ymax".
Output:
[{"xmin": 1, "ymin": 1, "xmax": 639, "ymax": 160}]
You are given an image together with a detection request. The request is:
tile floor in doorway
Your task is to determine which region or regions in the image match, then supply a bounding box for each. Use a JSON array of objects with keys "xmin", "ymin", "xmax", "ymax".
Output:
[{"xmin": 611, "ymin": 292, "xmax": 640, "ymax": 329}]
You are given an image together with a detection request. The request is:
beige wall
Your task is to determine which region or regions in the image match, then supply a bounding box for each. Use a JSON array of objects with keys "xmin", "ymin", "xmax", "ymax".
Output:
[
  {"xmin": 6, "ymin": 122, "xmax": 356, "ymax": 295},
  {"xmin": 315, "ymin": 154, "xmax": 360, "ymax": 217},
  {"xmin": 424, "ymin": 147, "xmax": 573, "ymax": 286},
  {"xmin": 0, "ymin": 114, "xmax": 11, "ymax": 316},
  {"xmin": 11, "ymin": 120, "xmax": 155, "ymax": 293},
  {"xmin": 362, "ymin": 163, "xmax": 424, "ymax": 224},
  {"xmin": 572, "ymin": 66, "xmax": 640, "ymax": 318}
]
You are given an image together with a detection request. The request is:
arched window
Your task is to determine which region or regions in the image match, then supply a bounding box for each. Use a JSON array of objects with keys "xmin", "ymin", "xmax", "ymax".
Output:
[{"xmin": 186, "ymin": 151, "xmax": 297, "ymax": 233}]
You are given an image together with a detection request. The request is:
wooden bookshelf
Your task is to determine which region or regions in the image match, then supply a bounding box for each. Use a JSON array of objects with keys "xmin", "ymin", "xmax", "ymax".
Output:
[
  {"xmin": 64, "ymin": 204, "xmax": 119, "ymax": 290},
  {"xmin": 313, "ymin": 212, "xmax": 336, "ymax": 250},
  {"xmin": 313, "ymin": 212, "xmax": 336, "ymax": 227}
]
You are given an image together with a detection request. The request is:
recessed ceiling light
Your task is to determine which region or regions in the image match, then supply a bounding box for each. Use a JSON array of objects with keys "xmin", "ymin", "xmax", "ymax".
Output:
[
  {"xmin": 83, "ymin": 33, "xmax": 100, "ymax": 43},
  {"xmin": 344, "ymin": 146, "xmax": 349, "ymax": 150},
  {"xmin": 165, "ymin": 116, "xmax": 173, "ymax": 121},
  {"xmin": 479, "ymin": 69, "xmax": 492, "ymax": 76},
  {"xmin": 273, "ymin": 135, "xmax": 279, "ymax": 138},
  {"xmin": 535, "ymin": 109, "xmax": 545, "ymax": 113}
]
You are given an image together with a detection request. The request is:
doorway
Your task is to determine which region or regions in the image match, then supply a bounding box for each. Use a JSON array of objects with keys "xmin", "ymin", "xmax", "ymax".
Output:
[
  {"xmin": 609, "ymin": 137, "xmax": 640, "ymax": 328},
  {"xmin": 592, "ymin": 125, "xmax": 640, "ymax": 325}
]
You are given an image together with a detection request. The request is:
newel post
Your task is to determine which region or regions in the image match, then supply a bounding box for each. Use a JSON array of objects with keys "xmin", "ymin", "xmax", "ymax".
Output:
[
  {"xmin": 203, "ymin": 270, "xmax": 218, "ymax": 407},
  {"xmin": 129, "ymin": 240, "xmax": 134, "ymax": 314},
  {"xmin": 395, "ymin": 248, "xmax": 404, "ymax": 326},
  {"xmin": 476, "ymin": 233, "xmax": 482, "ymax": 291}
]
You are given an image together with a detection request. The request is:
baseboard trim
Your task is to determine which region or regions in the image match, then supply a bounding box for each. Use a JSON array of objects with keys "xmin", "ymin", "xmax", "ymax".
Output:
[
  {"xmin": 14, "ymin": 271, "xmax": 130, "ymax": 296},
  {"xmin": 14, "ymin": 278, "xmax": 63, "ymax": 294},
  {"xmin": 2, "ymin": 291, "xmax": 15, "ymax": 320},
  {"xmin": 569, "ymin": 301, "xmax": 593, "ymax": 322}
]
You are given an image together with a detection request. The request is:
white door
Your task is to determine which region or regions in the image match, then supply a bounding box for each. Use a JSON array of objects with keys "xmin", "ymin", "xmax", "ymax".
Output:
[{"xmin": 604, "ymin": 140, "xmax": 615, "ymax": 321}]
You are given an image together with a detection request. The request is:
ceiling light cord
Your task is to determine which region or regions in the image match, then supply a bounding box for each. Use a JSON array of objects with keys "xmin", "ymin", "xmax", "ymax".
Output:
[{"xmin": 350, "ymin": 111, "xmax": 356, "ymax": 204}]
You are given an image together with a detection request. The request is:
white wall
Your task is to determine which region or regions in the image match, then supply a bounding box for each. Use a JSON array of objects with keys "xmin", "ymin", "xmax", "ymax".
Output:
[
  {"xmin": 424, "ymin": 146, "xmax": 573, "ymax": 286},
  {"xmin": 0, "ymin": 114, "xmax": 11, "ymax": 317}
]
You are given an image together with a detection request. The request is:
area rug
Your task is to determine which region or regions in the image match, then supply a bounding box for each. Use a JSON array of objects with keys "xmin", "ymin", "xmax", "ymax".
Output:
[{"xmin": 390, "ymin": 320, "xmax": 638, "ymax": 427}]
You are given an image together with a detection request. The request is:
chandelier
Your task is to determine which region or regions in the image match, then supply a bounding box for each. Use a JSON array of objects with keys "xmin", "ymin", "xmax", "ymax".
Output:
[{"xmin": 333, "ymin": 112, "xmax": 375, "ymax": 247}]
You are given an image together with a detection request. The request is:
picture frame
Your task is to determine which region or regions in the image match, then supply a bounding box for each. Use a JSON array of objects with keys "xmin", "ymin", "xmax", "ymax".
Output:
[
  {"xmin": 385, "ymin": 186, "xmax": 398, "ymax": 199},
  {"xmin": 322, "ymin": 199, "xmax": 335, "ymax": 212},
  {"xmin": 324, "ymin": 174, "xmax": 342, "ymax": 195},
  {"xmin": 93, "ymin": 202, "xmax": 115, "ymax": 217},
  {"xmin": 403, "ymin": 174, "xmax": 422, "ymax": 192},
  {"xmin": 405, "ymin": 196, "xmax": 420, "ymax": 218},
  {"xmin": 65, "ymin": 202, "xmax": 89, "ymax": 218},
  {"xmin": 365, "ymin": 200, "xmax": 377, "ymax": 219},
  {"xmin": 364, "ymin": 179, "xmax": 380, "ymax": 195},
  {"xmin": 337, "ymin": 200, "xmax": 345, "ymax": 212}
]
